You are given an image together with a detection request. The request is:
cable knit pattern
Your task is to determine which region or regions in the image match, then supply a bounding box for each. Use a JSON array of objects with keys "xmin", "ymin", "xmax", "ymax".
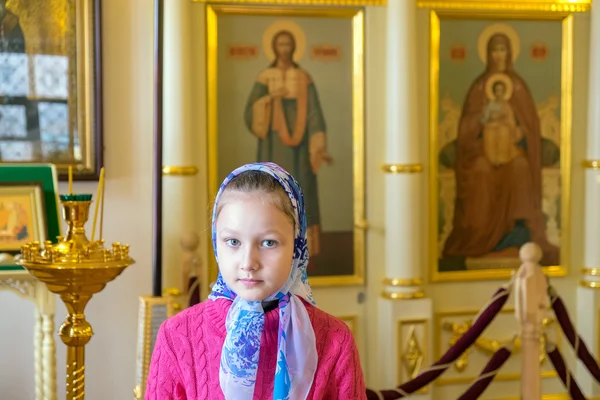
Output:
[{"xmin": 145, "ymin": 298, "xmax": 366, "ymax": 399}]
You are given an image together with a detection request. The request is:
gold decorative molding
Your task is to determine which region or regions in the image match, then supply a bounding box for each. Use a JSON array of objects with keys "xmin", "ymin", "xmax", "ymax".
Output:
[
  {"xmin": 416, "ymin": 0, "xmax": 590, "ymax": 12},
  {"xmin": 580, "ymin": 268, "xmax": 600, "ymax": 288},
  {"xmin": 582, "ymin": 268, "xmax": 600, "ymax": 276},
  {"xmin": 383, "ymin": 277, "xmax": 423, "ymax": 287},
  {"xmin": 381, "ymin": 290, "xmax": 425, "ymax": 300},
  {"xmin": 192, "ymin": 0, "xmax": 386, "ymax": 5},
  {"xmin": 397, "ymin": 319, "xmax": 429, "ymax": 394},
  {"xmin": 442, "ymin": 320, "xmax": 472, "ymax": 372},
  {"xmin": 582, "ymin": 160, "xmax": 600, "ymax": 169},
  {"xmin": 442, "ymin": 318, "xmax": 554, "ymax": 367},
  {"xmin": 580, "ymin": 280, "xmax": 600, "ymax": 289},
  {"xmin": 435, "ymin": 308, "xmax": 559, "ymax": 385},
  {"xmin": 503, "ymin": 395, "xmax": 581, "ymax": 400},
  {"xmin": 162, "ymin": 166, "xmax": 199, "ymax": 176},
  {"xmin": 381, "ymin": 163, "xmax": 424, "ymax": 174}
]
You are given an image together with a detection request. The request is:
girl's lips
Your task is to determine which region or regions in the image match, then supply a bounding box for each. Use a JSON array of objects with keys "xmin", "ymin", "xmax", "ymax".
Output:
[{"xmin": 239, "ymin": 278, "xmax": 263, "ymax": 287}]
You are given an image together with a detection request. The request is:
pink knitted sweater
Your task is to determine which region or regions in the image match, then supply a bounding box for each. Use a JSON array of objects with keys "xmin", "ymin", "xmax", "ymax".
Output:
[{"xmin": 145, "ymin": 298, "xmax": 366, "ymax": 399}]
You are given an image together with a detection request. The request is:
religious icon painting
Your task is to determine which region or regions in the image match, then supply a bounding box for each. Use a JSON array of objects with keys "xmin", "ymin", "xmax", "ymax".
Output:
[
  {"xmin": 205, "ymin": 4, "xmax": 366, "ymax": 286},
  {"xmin": 0, "ymin": 0, "xmax": 103, "ymax": 180},
  {"xmin": 0, "ymin": 183, "xmax": 46, "ymax": 254},
  {"xmin": 426, "ymin": 4, "xmax": 575, "ymax": 281}
]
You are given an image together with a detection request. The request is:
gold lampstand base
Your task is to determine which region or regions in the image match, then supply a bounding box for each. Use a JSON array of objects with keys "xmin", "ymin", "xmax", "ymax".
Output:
[
  {"xmin": 18, "ymin": 194, "xmax": 135, "ymax": 400},
  {"xmin": 66, "ymin": 347, "xmax": 86, "ymax": 398}
]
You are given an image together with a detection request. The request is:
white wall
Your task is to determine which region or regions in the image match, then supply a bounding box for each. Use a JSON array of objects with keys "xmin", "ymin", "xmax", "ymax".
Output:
[{"xmin": 0, "ymin": 0, "xmax": 155, "ymax": 398}]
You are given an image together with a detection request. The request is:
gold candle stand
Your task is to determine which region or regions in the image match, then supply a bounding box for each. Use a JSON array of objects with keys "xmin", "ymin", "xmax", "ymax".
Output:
[{"xmin": 18, "ymin": 194, "xmax": 135, "ymax": 400}]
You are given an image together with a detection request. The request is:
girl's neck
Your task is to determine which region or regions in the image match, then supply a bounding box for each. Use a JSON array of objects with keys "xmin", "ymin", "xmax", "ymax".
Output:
[{"xmin": 262, "ymin": 299, "xmax": 279, "ymax": 312}]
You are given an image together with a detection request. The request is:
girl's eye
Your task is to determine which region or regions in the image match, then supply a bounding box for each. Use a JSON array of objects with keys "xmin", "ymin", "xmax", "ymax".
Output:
[
  {"xmin": 226, "ymin": 239, "xmax": 240, "ymax": 247},
  {"xmin": 262, "ymin": 240, "xmax": 277, "ymax": 248}
]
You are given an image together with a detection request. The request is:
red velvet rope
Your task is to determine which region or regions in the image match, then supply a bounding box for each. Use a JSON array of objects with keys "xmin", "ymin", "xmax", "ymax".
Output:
[
  {"xmin": 546, "ymin": 342, "xmax": 585, "ymax": 400},
  {"xmin": 366, "ymin": 285, "xmax": 511, "ymax": 399},
  {"xmin": 457, "ymin": 344, "xmax": 513, "ymax": 400},
  {"xmin": 549, "ymin": 286, "xmax": 600, "ymax": 384}
]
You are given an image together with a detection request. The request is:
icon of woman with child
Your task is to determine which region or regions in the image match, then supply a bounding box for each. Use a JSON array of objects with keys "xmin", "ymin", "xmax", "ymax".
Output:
[{"xmin": 443, "ymin": 23, "xmax": 559, "ymax": 266}]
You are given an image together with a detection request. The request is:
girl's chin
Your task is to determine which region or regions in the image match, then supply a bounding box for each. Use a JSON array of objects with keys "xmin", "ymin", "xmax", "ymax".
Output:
[{"xmin": 235, "ymin": 288, "xmax": 280, "ymax": 303}]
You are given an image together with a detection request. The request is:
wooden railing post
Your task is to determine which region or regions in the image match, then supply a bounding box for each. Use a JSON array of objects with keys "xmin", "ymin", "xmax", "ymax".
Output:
[{"xmin": 514, "ymin": 242, "xmax": 549, "ymax": 400}]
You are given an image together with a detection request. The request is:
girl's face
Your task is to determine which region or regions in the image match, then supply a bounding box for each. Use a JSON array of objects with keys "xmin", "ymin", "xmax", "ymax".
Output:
[{"xmin": 216, "ymin": 191, "xmax": 295, "ymax": 302}]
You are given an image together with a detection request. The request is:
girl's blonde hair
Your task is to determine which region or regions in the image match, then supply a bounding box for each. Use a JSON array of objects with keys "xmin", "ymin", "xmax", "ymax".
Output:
[{"xmin": 214, "ymin": 170, "xmax": 295, "ymax": 227}]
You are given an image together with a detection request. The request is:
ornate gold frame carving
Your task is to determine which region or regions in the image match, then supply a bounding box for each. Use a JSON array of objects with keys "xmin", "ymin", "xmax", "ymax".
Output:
[
  {"xmin": 434, "ymin": 307, "xmax": 560, "ymax": 385},
  {"xmin": 205, "ymin": 5, "xmax": 366, "ymax": 287},
  {"xmin": 427, "ymin": 7, "xmax": 573, "ymax": 282},
  {"xmin": 193, "ymin": 0, "xmax": 385, "ymax": 5}
]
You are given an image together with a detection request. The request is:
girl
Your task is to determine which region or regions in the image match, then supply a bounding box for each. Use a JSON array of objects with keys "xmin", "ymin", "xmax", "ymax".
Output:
[{"xmin": 145, "ymin": 162, "xmax": 366, "ymax": 399}]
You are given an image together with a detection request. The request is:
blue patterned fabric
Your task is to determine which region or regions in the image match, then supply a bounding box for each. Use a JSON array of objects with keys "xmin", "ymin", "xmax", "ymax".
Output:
[{"xmin": 208, "ymin": 162, "xmax": 318, "ymax": 400}]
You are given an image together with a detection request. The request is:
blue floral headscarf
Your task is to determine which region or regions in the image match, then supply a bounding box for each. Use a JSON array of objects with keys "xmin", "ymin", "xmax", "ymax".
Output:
[{"xmin": 208, "ymin": 162, "xmax": 318, "ymax": 400}]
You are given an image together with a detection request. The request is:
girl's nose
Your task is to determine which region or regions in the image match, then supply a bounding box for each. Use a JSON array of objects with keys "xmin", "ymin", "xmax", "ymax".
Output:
[{"xmin": 241, "ymin": 246, "xmax": 259, "ymax": 271}]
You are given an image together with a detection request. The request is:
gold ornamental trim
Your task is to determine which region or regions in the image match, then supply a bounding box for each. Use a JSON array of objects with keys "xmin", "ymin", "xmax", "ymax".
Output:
[
  {"xmin": 383, "ymin": 277, "xmax": 423, "ymax": 287},
  {"xmin": 580, "ymin": 269, "xmax": 600, "ymax": 288},
  {"xmin": 582, "ymin": 160, "xmax": 600, "ymax": 170},
  {"xmin": 192, "ymin": 0, "xmax": 386, "ymax": 4},
  {"xmin": 582, "ymin": 268, "xmax": 600, "ymax": 276},
  {"xmin": 580, "ymin": 280, "xmax": 600, "ymax": 289},
  {"xmin": 417, "ymin": 0, "xmax": 590, "ymax": 12},
  {"xmin": 162, "ymin": 166, "xmax": 199, "ymax": 176},
  {"xmin": 381, "ymin": 290, "xmax": 425, "ymax": 300},
  {"xmin": 381, "ymin": 163, "xmax": 424, "ymax": 174}
]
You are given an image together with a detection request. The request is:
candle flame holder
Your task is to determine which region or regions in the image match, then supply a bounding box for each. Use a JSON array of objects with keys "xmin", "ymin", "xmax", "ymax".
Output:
[{"xmin": 18, "ymin": 193, "xmax": 135, "ymax": 400}]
